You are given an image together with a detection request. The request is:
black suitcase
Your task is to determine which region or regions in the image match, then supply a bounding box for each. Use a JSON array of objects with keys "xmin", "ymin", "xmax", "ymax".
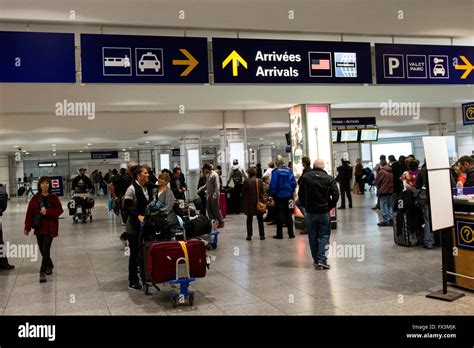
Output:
[
  {"xmin": 392, "ymin": 210, "xmax": 419, "ymax": 247},
  {"xmin": 185, "ymin": 215, "xmax": 212, "ymax": 238},
  {"xmin": 392, "ymin": 191, "xmax": 423, "ymax": 247},
  {"xmin": 18, "ymin": 187, "xmax": 26, "ymax": 196}
]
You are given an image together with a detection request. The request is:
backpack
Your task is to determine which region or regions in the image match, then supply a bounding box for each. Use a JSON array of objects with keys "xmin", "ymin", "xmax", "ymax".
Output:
[
  {"xmin": 231, "ymin": 168, "xmax": 243, "ymax": 185},
  {"xmin": 0, "ymin": 185, "xmax": 8, "ymax": 215}
]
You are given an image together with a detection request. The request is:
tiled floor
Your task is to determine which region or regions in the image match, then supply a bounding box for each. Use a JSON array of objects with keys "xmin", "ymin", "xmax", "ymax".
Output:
[{"xmin": 0, "ymin": 192, "xmax": 472, "ymax": 316}]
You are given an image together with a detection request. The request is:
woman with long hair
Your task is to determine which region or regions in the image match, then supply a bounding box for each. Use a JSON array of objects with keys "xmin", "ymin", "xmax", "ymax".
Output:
[{"xmin": 24, "ymin": 177, "xmax": 64, "ymax": 283}]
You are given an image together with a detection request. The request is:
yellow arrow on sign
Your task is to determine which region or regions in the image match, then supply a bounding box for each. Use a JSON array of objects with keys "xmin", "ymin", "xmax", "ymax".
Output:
[
  {"xmin": 222, "ymin": 50, "xmax": 247, "ymax": 76},
  {"xmin": 172, "ymin": 49, "xmax": 199, "ymax": 76},
  {"xmin": 455, "ymin": 55, "xmax": 474, "ymax": 79}
]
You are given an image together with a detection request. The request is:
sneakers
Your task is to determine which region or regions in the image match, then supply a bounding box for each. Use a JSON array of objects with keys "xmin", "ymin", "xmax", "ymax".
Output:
[
  {"xmin": 39, "ymin": 272, "xmax": 47, "ymax": 283},
  {"xmin": 288, "ymin": 235, "xmax": 295, "ymax": 239},
  {"xmin": 315, "ymin": 262, "xmax": 330, "ymax": 270},
  {"xmin": 246, "ymin": 236, "xmax": 252, "ymax": 241},
  {"xmin": 0, "ymin": 264, "xmax": 15, "ymax": 270},
  {"xmin": 377, "ymin": 221, "xmax": 390, "ymax": 227},
  {"xmin": 45, "ymin": 264, "xmax": 54, "ymax": 275},
  {"xmin": 128, "ymin": 281, "xmax": 142, "ymax": 291}
]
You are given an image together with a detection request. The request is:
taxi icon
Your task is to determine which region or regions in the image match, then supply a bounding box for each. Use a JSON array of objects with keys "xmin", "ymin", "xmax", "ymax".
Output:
[{"xmin": 139, "ymin": 52, "xmax": 161, "ymax": 72}]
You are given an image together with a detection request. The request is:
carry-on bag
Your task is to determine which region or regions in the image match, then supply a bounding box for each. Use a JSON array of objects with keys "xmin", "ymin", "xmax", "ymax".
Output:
[
  {"xmin": 219, "ymin": 192, "xmax": 227, "ymax": 217},
  {"xmin": 184, "ymin": 215, "xmax": 212, "ymax": 238}
]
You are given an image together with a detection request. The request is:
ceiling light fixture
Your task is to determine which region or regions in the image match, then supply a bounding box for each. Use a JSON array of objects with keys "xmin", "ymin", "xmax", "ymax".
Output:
[
  {"xmin": 14, "ymin": 145, "xmax": 19, "ymax": 148},
  {"xmin": 87, "ymin": 143, "xmax": 92, "ymax": 146},
  {"xmin": 122, "ymin": 149, "xmax": 126, "ymax": 151}
]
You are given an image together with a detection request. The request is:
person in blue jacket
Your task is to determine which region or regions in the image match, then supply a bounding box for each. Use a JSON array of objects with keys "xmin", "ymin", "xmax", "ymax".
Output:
[{"xmin": 269, "ymin": 155, "xmax": 297, "ymax": 239}]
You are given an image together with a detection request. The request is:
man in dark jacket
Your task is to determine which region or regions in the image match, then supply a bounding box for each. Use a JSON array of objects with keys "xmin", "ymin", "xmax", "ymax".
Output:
[
  {"xmin": 269, "ymin": 155, "xmax": 297, "ymax": 239},
  {"xmin": 72, "ymin": 169, "xmax": 93, "ymax": 193},
  {"xmin": 375, "ymin": 161, "xmax": 393, "ymax": 227},
  {"xmin": 336, "ymin": 159, "xmax": 353, "ymax": 209},
  {"xmin": 416, "ymin": 161, "xmax": 434, "ymax": 249},
  {"xmin": 0, "ymin": 183, "xmax": 14, "ymax": 270},
  {"xmin": 391, "ymin": 155, "xmax": 407, "ymax": 194},
  {"xmin": 459, "ymin": 155, "xmax": 474, "ymax": 187},
  {"xmin": 170, "ymin": 166, "xmax": 187, "ymax": 200},
  {"xmin": 298, "ymin": 159, "xmax": 339, "ymax": 270}
]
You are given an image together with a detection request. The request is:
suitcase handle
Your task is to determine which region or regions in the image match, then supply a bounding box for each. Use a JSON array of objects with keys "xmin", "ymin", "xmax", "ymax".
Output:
[
  {"xmin": 176, "ymin": 257, "xmax": 190, "ymax": 279},
  {"xmin": 178, "ymin": 241, "xmax": 190, "ymax": 276}
]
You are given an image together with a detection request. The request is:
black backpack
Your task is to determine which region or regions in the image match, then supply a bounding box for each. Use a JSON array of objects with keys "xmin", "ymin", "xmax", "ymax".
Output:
[
  {"xmin": 0, "ymin": 185, "xmax": 8, "ymax": 215},
  {"xmin": 231, "ymin": 169, "xmax": 243, "ymax": 185}
]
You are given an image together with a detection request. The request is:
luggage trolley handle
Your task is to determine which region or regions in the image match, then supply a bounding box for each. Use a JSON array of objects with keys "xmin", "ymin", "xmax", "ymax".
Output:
[{"xmin": 177, "ymin": 241, "xmax": 191, "ymax": 279}]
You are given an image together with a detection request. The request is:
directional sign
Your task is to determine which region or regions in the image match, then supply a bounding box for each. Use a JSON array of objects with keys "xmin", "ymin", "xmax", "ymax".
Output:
[
  {"xmin": 375, "ymin": 43, "xmax": 474, "ymax": 84},
  {"xmin": 81, "ymin": 34, "xmax": 208, "ymax": 83},
  {"xmin": 212, "ymin": 38, "xmax": 372, "ymax": 83},
  {"xmin": 50, "ymin": 176, "xmax": 64, "ymax": 196},
  {"xmin": 0, "ymin": 31, "xmax": 76, "ymax": 83}
]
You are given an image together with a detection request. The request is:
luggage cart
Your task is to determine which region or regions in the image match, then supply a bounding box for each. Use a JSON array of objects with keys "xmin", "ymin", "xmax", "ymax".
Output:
[
  {"xmin": 69, "ymin": 192, "xmax": 94, "ymax": 223},
  {"xmin": 168, "ymin": 257, "xmax": 195, "ymax": 307},
  {"xmin": 206, "ymin": 219, "xmax": 220, "ymax": 250}
]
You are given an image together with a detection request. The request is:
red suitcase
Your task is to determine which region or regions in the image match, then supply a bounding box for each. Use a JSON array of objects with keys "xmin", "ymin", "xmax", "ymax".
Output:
[
  {"xmin": 220, "ymin": 192, "xmax": 227, "ymax": 218},
  {"xmin": 145, "ymin": 240, "xmax": 207, "ymax": 284}
]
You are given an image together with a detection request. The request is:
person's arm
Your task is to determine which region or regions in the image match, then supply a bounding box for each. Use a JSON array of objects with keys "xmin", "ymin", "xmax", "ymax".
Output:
[
  {"xmin": 123, "ymin": 186, "xmax": 138, "ymax": 219},
  {"xmin": 164, "ymin": 189, "xmax": 175, "ymax": 214},
  {"xmin": 44, "ymin": 195, "xmax": 64, "ymax": 219},
  {"xmin": 24, "ymin": 198, "xmax": 36, "ymax": 234},
  {"xmin": 258, "ymin": 179, "xmax": 264, "ymax": 203},
  {"xmin": 290, "ymin": 173, "xmax": 297, "ymax": 195},
  {"xmin": 109, "ymin": 182, "xmax": 117, "ymax": 200},
  {"xmin": 298, "ymin": 177, "xmax": 306, "ymax": 208},
  {"xmin": 328, "ymin": 177, "xmax": 340, "ymax": 209},
  {"xmin": 269, "ymin": 170, "xmax": 277, "ymax": 197}
]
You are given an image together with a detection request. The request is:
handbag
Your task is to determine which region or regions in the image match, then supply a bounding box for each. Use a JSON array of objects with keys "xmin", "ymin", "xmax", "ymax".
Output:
[
  {"xmin": 352, "ymin": 182, "xmax": 360, "ymax": 194},
  {"xmin": 256, "ymin": 179, "xmax": 267, "ymax": 214}
]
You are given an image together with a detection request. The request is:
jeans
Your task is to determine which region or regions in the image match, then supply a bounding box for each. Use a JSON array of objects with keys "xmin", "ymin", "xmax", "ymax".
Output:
[
  {"xmin": 420, "ymin": 203, "xmax": 434, "ymax": 247},
  {"xmin": 275, "ymin": 197, "xmax": 294, "ymax": 237},
  {"xmin": 246, "ymin": 214, "xmax": 264, "ymax": 237},
  {"xmin": 339, "ymin": 184, "xmax": 352, "ymax": 207},
  {"xmin": 207, "ymin": 196, "xmax": 224, "ymax": 225},
  {"xmin": 305, "ymin": 212, "xmax": 331, "ymax": 264},
  {"xmin": 36, "ymin": 235, "xmax": 54, "ymax": 273},
  {"xmin": 379, "ymin": 196, "xmax": 393, "ymax": 224},
  {"xmin": 127, "ymin": 233, "xmax": 140, "ymax": 282},
  {"xmin": 0, "ymin": 217, "xmax": 10, "ymax": 266}
]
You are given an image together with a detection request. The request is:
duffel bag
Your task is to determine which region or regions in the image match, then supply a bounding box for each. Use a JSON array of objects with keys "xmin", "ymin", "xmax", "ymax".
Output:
[{"xmin": 185, "ymin": 215, "xmax": 212, "ymax": 238}]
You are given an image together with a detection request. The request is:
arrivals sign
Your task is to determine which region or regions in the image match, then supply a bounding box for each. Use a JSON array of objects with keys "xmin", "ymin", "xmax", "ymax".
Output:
[
  {"xmin": 81, "ymin": 34, "xmax": 208, "ymax": 83},
  {"xmin": 212, "ymin": 38, "xmax": 372, "ymax": 83},
  {"xmin": 0, "ymin": 31, "xmax": 76, "ymax": 83},
  {"xmin": 91, "ymin": 151, "xmax": 118, "ymax": 159},
  {"xmin": 375, "ymin": 43, "xmax": 474, "ymax": 84},
  {"xmin": 462, "ymin": 102, "xmax": 474, "ymax": 126},
  {"xmin": 332, "ymin": 117, "xmax": 376, "ymax": 126}
]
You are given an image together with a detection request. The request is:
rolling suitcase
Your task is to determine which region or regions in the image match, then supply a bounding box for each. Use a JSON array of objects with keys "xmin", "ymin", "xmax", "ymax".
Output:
[
  {"xmin": 144, "ymin": 240, "xmax": 207, "ymax": 284},
  {"xmin": 219, "ymin": 192, "xmax": 227, "ymax": 218},
  {"xmin": 393, "ymin": 191, "xmax": 424, "ymax": 247},
  {"xmin": 392, "ymin": 210, "xmax": 419, "ymax": 247}
]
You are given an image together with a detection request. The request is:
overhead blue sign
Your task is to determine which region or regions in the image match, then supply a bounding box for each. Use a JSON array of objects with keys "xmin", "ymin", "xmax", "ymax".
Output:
[
  {"xmin": 91, "ymin": 151, "xmax": 118, "ymax": 159},
  {"xmin": 212, "ymin": 38, "xmax": 372, "ymax": 83},
  {"xmin": 81, "ymin": 34, "xmax": 208, "ymax": 83},
  {"xmin": 462, "ymin": 102, "xmax": 474, "ymax": 126},
  {"xmin": 375, "ymin": 43, "xmax": 474, "ymax": 84},
  {"xmin": 0, "ymin": 31, "xmax": 76, "ymax": 83}
]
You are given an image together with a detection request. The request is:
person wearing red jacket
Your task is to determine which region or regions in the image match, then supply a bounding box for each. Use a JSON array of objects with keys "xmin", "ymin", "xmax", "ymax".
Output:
[
  {"xmin": 375, "ymin": 161, "xmax": 394, "ymax": 227},
  {"xmin": 24, "ymin": 177, "xmax": 64, "ymax": 283}
]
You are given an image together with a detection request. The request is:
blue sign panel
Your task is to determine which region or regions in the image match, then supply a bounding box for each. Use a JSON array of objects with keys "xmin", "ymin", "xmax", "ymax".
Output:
[
  {"xmin": 81, "ymin": 34, "xmax": 208, "ymax": 83},
  {"xmin": 212, "ymin": 38, "xmax": 372, "ymax": 83},
  {"xmin": 50, "ymin": 176, "xmax": 64, "ymax": 197},
  {"xmin": 456, "ymin": 220, "xmax": 474, "ymax": 250},
  {"xmin": 462, "ymin": 102, "xmax": 474, "ymax": 126},
  {"xmin": 375, "ymin": 43, "xmax": 474, "ymax": 84},
  {"xmin": 91, "ymin": 151, "xmax": 118, "ymax": 159},
  {"xmin": 0, "ymin": 31, "xmax": 76, "ymax": 83}
]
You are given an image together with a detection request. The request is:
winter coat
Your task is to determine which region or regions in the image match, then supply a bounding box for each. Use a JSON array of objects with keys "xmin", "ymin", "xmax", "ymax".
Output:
[
  {"xmin": 24, "ymin": 194, "xmax": 64, "ymax": 238},
  {"xmin": 243, "ymin": 177, "xmax": 265, "ymax": 216},
  {"xmin": 269, "ymin": 166, "xmax": 297, "ymax": 199},
  {"xmin": 375, "ymin": 165, "xmax": 393, "ymax": 196}
]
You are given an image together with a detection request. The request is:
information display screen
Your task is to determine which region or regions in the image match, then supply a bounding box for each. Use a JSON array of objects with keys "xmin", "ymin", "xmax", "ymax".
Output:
[
  {"xmin": 332, "ymin": 130, "xmax": 339, "ymax": 142},
  {"xmin": 360, "ymin": 129, "xmax": 379, "ymax": 141},
  {"xmin": 340, "ymin": 129, "xmax": 359, "ymax": 142}
]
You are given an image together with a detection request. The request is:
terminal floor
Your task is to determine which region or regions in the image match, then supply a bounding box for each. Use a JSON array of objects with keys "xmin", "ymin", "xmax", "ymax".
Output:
[{"xmin": 1, "ymin": 193, "xmax": 473, "ymax": 316}]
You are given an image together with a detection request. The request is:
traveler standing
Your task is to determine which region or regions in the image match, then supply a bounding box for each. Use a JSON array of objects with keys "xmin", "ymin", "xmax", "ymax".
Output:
[
  {"xmin": 156, "ymin": 172, "xmax": 177, "ymax": 227},
  {"xmin": 458, "ymin": 156, "xmax": 474, "ymax": 187},
  {"xmin": 256, "ymin": 163, "xmax": 263, "ymax": 179},
  {"xmin": 227, "ymin": 159, "xmax": 247, "ymax": 214},
  {"xmin": 269, "ymin": 155, "xmax": 297, "ymax": 239},
  {"xmin": 243, "ymin": 167, "xmax": 265, "ymax": 241},
  {"xmin": 375, "ymin": 161, "xmax": 394, "ymax": 227},
  {"xmin": 197, "ymin": 170, "xmax": 207, "ymax": 216},
  {"xmin": 336, "ymin": 159, "xmax": 353, "ymax": 209},
  {"xmin": 298, "ymin": 159, "xmax": 339, "ymax": 270},
  {"xmin": 24, "ymin": 177, "xmax": 64, "ymax": 283},
  {"xmin": 391, "ymin": 155, "xmax": 407, "ymax": 195},
  {"xmin": 0, "ymin": 183, "xmax": 14, "ymax": 270},
  {"xmin": 402, "ymin": 159, "xmax": 420, "ymax": 192},
  {"xmin": 262, "ymin": 161, "xmax": 275, "ymax": 183},
  {"xmin": 372, "ymin": 155, "xmax": 386, "ymax": 210},
  {"xmin": 170, "ymin": 166, "xmax": 187, "ymax": 200},
  {"xmin": 199, "ymin": 164, "xmax": 224, "ymax": 228},
  {"xmin": 296, "ymin": 156, "xmax": 312, "ymax": 215},
  {"xmin": 416, "ymin": 161, "xmax": 434, "ymax": 249},
  {"xmin": 354, "ymin": 159, "xmax": 364, "ymax": 194},
  {"xmin": 123, "ymin": 165, "xmax": 152, "ymax": 290}
]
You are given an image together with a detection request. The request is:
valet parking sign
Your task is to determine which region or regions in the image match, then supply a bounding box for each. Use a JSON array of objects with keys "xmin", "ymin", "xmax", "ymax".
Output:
[{"xmin": 212, "ymin": 38, "xmax": 372, "ymax": 83}]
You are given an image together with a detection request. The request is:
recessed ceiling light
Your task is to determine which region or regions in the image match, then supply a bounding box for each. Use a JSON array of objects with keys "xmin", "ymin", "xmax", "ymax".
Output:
[
  {"xmin": 128, "ymin": 147, "xmax": 132, "ymax": 149},
  {"xmin": 52, "ymin": 144, "xmax": 56, "ymax": 147},
  {"xmin": 25, "ymin": 152, "xmax": 29, "ymax": 155},
  {"xmin": 259, "ymin": 138, "xmax": 264, "ymax": 141},
  {"xmin": 79, "ymin": 150, "xmax": 83, "ymax": 153},
  {"xmin": 14, "ymin": 145, "xmax": 19, "ymax": 148},
  {"xmin": 209, "ymin": 139, "xmax": 214, "ymax": 142},
  {"xmin": 52, "ymin": 153, "xmax": 56, "ymax": 156},
  {"xmin": 122, "ymin": 149, "xmax": 126, "ymax": 151},
  {"xmin": 145, "ymin": 141, "xmax": 150, "ymax": 144},
  {"xmin": 52, "ymin": 149, "xmax": 56, "ymax": 152},
  {"xmin": 22, "ymin": 150, "xmax": 27, "ymax": 153},
  {"xmin": 271, "ymin": 142, "xmax": 274, "ymax": 145},
  {"xmin": 87, "ymin": 143, "xmax": 92, "ymax": 146}
]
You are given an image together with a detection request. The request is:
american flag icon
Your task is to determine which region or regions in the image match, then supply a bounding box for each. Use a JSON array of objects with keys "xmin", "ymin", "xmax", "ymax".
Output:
[{"xmin": 312, "ymin": 59, "xmax": 330, "ymax": 70}]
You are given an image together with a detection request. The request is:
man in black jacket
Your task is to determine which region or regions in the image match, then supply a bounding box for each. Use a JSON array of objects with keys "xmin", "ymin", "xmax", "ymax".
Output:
[
  {"xmin": 459, "ymin": 156, "xmax": 474, "ymax": 187},
  {"xmin": 416, "ymin": 161, "xmax": 434, "ymax": 249},
  {"xmin": 298, "ymin": 159, "xmax": 339, "ymax": 270},
  {"xmin": 391, "ymin": 155, "xmax": 407, "ymax": 194},
  {"xmin": 336, "ymin": 159, "xmax": 352, "ymax": 208}
]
